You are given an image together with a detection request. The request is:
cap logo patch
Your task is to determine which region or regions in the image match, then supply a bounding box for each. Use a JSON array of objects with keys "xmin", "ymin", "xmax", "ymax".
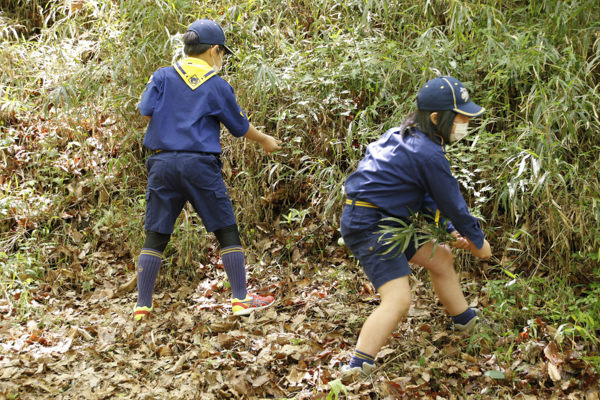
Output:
[{"xmin": 460, "ymin": 87, "xmax": 469, "ymax": 102}]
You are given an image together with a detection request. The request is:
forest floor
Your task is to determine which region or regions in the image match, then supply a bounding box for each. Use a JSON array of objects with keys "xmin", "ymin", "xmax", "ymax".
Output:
[{"xmin": 0, "ymin": 234, "xmax": 598, "ymax": 400}]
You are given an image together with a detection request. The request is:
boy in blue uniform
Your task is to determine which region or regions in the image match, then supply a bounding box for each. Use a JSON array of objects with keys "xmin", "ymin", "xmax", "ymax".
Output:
[
  {"xmin": 134, "ymin": 19, "xmax": 281, "ymax": 320},
  {"xmin": 340, "ymin": 77, "xmax": 492, "ymax": 375}
]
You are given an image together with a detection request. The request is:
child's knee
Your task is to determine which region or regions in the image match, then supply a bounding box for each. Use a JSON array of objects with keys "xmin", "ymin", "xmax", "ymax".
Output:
[
  {"xmin": 432, "ymin": 245, "xmax": 455, "ymax": 272},
  {"xmin": 381, "ymin": 291, "xmax": 411, "ymax": 321}
]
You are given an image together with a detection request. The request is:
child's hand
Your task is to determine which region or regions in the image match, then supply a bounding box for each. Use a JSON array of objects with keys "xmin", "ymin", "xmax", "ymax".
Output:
[
  {"xmin": 466, "ymin": 238, "xmax": 492, "ymax": 259},
  {"xmin": 449, "ymin": 231, "xmax": 469, "ymax": 249},
  {"xmin": 261, "ymin": 135, "xmax": 282, "ymax": 155},
  {"xmin": 243, "ymin": 124, "xmax": 281, "ymax": 154}
]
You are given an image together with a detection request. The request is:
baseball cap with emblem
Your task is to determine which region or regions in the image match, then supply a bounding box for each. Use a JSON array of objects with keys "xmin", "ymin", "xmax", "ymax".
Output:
[
  {"xmin": 185, "ymin": 19, "xmax": 234, "ymax": 55},
  {"xmin": 417, "ymin": 76, "xmax": 485, "ymax": 117}
]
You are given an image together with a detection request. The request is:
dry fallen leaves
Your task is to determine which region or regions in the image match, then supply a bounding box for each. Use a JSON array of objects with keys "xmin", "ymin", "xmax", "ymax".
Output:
[{"xmin": 0, "ymin": 225, "xmax": 597, "ymax": 399}]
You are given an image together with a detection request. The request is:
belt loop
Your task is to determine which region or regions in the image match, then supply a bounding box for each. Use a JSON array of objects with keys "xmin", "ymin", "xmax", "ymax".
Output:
[{"xmin": 173, "ymin": 151, "xmax": 178, "ymax": 156}]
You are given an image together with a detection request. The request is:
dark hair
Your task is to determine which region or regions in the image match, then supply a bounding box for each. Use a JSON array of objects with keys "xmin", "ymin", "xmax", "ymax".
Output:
[
  {"xmin": 399, "ymin": 109, "xmax": 456, "ymax": 144},
  {"xmin": 183, "ymin": 31, "xmax": 224, "ymax": 56}
]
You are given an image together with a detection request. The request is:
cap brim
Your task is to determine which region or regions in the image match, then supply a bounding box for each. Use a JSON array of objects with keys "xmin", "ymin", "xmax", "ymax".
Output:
[
  {"xmin": 454, "ymin": 101, "xmax": 485, "ymax": 117},
  {"xmin": 223, "ymin": 45, "xmax": 235, "ymax": 56}
]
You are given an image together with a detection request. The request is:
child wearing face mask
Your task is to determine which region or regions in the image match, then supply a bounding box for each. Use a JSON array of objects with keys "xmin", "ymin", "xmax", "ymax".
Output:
[
  {"xmin": 339, "ymin": 76, "xmax": 492, "ymax": 376},
  {"xmin": 134, "ymin": 19, "xmax": 281, "ymax": 321}
]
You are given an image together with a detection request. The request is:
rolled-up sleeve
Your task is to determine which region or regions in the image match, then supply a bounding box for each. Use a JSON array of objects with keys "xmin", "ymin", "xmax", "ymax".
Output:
[
  {"xmin": 418, "ymin": 152, "xmax": 484, "ymax": 249},
  {"xmin": 216, "ymin": 82, "xmax": 250, "ymax": 137},
  {"xmin": 138, "ymin": 73, "xmax": 160, "ymax": 117}
]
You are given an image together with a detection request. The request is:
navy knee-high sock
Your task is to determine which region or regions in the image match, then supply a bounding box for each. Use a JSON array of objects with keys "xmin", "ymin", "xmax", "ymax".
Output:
[
  {"xmin": 350, "ymin": 350, "xmax": 375, "ymax": 369},
  {"xmin": 136, "ymin": 249, "xmax": 163, "ymax": 308},
  {"xmin": 220, "ymin": 245, "xmax": 247, "ymax": 300}
]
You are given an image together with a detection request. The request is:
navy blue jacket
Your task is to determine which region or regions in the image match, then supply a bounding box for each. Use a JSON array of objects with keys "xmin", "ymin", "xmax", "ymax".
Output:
[
  {"xmin": 345, "ymin": 127, "xmax": 485, "ymax": 249},
  {"xmin": 138, "ymin": 66, "xmax": 249, "ymax": 153}
]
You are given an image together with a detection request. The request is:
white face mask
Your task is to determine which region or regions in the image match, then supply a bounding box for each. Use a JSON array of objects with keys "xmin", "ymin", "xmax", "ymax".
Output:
[
  {"xmin": 211, "ymin": 48, "xmax": 223, "ymax": 73},
  {"xmin": 450, "ymin": 122, "xmax": 469, "ymax": 142}
]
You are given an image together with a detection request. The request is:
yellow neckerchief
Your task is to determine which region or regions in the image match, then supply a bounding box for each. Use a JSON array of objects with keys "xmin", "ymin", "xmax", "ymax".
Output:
[
  {"xmin": 433, "ymin": 134, "xmax": 449, "ymax": 227},
  {"xmin": 173, "ymin": 57, "xmax": 217, "ymax": 90}
]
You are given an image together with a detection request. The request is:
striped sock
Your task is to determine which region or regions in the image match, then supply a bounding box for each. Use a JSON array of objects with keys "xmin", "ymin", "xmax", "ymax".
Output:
[
  {"xmin": 349, "ymin": 349, "xmax": 375, "ymax": 369},
  {"xmin": 220, "ymin": 245, "xmax": 247, "ymax": 300},
  {"xmin": 451, "ymin": 307, "xmax": 476, "ymax": 325},
  {"xmin": 136, "ymin": 249, "xmax": 163, "ymax": 308}
]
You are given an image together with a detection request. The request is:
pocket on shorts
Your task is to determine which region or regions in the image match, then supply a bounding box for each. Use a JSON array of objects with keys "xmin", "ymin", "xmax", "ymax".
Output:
[
  {"xmin": 214, "ymin": 185, "xmax": 232, "ymax": 210},
  {"xmin": 182, "ymin": 155, "xmax": 221, "ymax": 189},
  {"xmin": 146, "ymin": 158, "xmax": 166, "ymax": 189},
  {"xmin": 368, "ymin": 230, "xmax": 399, "ymax": 260},
  {"xmin": 208, "ymin": 185, "xmax": 236, "ymax": 230}
]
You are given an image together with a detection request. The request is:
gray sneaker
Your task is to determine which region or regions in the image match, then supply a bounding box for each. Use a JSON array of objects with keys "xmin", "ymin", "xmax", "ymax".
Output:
[
  {"xmin": 340, "ymin": 362, "xmax": 374, "ymax": 377},
  {"xmin": 453, "ymin": 308, "xmax": 483, "ymax": 333}
]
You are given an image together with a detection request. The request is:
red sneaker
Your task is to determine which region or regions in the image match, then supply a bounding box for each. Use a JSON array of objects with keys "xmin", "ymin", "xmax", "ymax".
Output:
[{"xmin": 231, "ymin": 294, "xmax": 274, "ymax": 316}]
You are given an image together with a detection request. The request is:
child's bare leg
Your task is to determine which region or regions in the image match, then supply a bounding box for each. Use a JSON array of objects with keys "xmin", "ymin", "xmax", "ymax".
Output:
[
  {"xmin": 409, "ymin": 241, "xmax": 468, "ymax": 315},
  {"xmin": 355, "ymin": 276, "xmax": 412, "ymax": 357}
]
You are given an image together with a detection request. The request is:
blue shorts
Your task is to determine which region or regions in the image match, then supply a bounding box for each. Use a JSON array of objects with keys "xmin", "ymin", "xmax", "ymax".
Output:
[
  {"xmin": 340, "ymin": 203, "xmax": 423, "ymax": 290},
  {"xmin": 144, "ymin": 151, "xmax": 236, "ymax": 234}
]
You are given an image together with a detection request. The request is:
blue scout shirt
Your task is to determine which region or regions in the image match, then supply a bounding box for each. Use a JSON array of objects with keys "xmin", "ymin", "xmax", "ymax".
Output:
[
  {"xmin": 138, "ymin": 65, "xmax": 250, "ymax": 153},
  {"xmin": 345, "ymin": 127, "xmax": 485, "ymax": 249}
]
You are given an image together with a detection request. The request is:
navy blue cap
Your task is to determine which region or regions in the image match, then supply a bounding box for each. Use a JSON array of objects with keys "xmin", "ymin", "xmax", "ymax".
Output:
[
  {"xmin": 185, "ymin": 19, "xmax": 234, "ymax": 55},
  {"xmin": 417, "ymin": 76, "xmax": 485, "ymax": 117}
]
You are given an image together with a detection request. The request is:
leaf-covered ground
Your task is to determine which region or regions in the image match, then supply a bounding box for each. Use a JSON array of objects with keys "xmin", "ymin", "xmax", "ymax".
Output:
[{"xmin": 0, "ymin": 238, "xmax": 598, "ymax": 399}]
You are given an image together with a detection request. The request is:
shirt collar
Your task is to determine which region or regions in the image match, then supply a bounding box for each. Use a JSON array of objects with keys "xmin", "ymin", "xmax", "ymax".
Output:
[{"xmin": 182, "ymin": 57, "xmax": 212, "ymax": 68}]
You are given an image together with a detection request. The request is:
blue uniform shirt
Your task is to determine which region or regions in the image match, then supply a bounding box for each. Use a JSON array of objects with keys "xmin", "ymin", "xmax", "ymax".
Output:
[
  {"xmin": 345, "ymin": 127, "xmax": 485, "ymax": 249},
  {"xmin": 138, "ymin": 66, "xmax": 250, "ymax": 153}
]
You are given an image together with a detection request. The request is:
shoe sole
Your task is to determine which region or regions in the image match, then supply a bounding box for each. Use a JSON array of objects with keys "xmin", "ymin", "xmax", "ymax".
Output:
[{"xmin": 233, "ymin": 299, "xmax": 275, "ymax": 316}]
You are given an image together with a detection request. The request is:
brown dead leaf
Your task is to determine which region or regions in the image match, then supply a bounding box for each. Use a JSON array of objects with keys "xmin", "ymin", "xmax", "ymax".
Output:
[
  {"xmin": 211, "ymin": 322, "xmax": 236, "ymax": 332},
  {"xmin": 157, "ymin": 345, "xmax": 172, "ymax": 357},
  {"xmin": 222, "ymin": 158, "xmax": 232, "ymax": 179},
  {"xmin": 548, "ymin": 362, "xmax": 561, "ymax": 382},
  {"xmin": 218, "ymin": 333, "xmax": 233, "ymax": 348},
  {"xmin": 287, "ymin": 367, "xmax": 310, "ymax": 384},
  {"xmin": 425, "ymin": 346, "xmax": 437, "ymax": 358},
  {"xmin": 586, "ymin": 391, "xmax": 599, "ymax": 400},
  {"xmin": 256, "ymin": 238, "xmax": 272, "ymax": 253},
  {"xmin": 407, "ymin": 307, "xmax": 431, "ymax": 318},
  {"xmin": 292, "ymin": 246, "xmax": 301, "ymax": 262},
  {"xmin": 98, "ymin": 187, "xmax": 109, "ymax": 204},
  {"xmin": 544, "ymin": 342, "xmax": 564, "ymax": 365},
  {"xmin": 70, "ymin": 0, "xmax": 84, "ymax": 12},
  {"xmin": 253, "ymin": 374, "xmax": 270, "ymax": 387},
  {"xmin": 377, "ymin": 348, "xmax": 396, "ymax": 359},
  {"xmin": 296, "ymin": 278, "xmax": 311, "ymax": 289},
  {"xmin": 170, "ymin": 354, "xmax": 187, "ymax": 373},
  {"xmin": 461, "ymin": 353, "xmax": 478, "ymax": 363},
  {"xmin": 431, "ymin": 332, "xmax": 447, "ymax": 342},
  {"xmin": 292, "ymin": 314, "xmax": 306, "ymax": 327},
  {"xmin": 78, "ymin": 327, "xmax": 93, "ymax": 341},
  {"xmin": 117, "ymin": 275, "xmax": 137, "ymax": 294},
  {"xmin": 67, "ymin": 327, "xmax": 79, "ymax": 340},
  {"xmin": 178, "ymin": 285, "xmax": 193, "ymax": 299},
  {"xmin": 442, "ymin": 344, "xmax": 458, "ymax": 358}
]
